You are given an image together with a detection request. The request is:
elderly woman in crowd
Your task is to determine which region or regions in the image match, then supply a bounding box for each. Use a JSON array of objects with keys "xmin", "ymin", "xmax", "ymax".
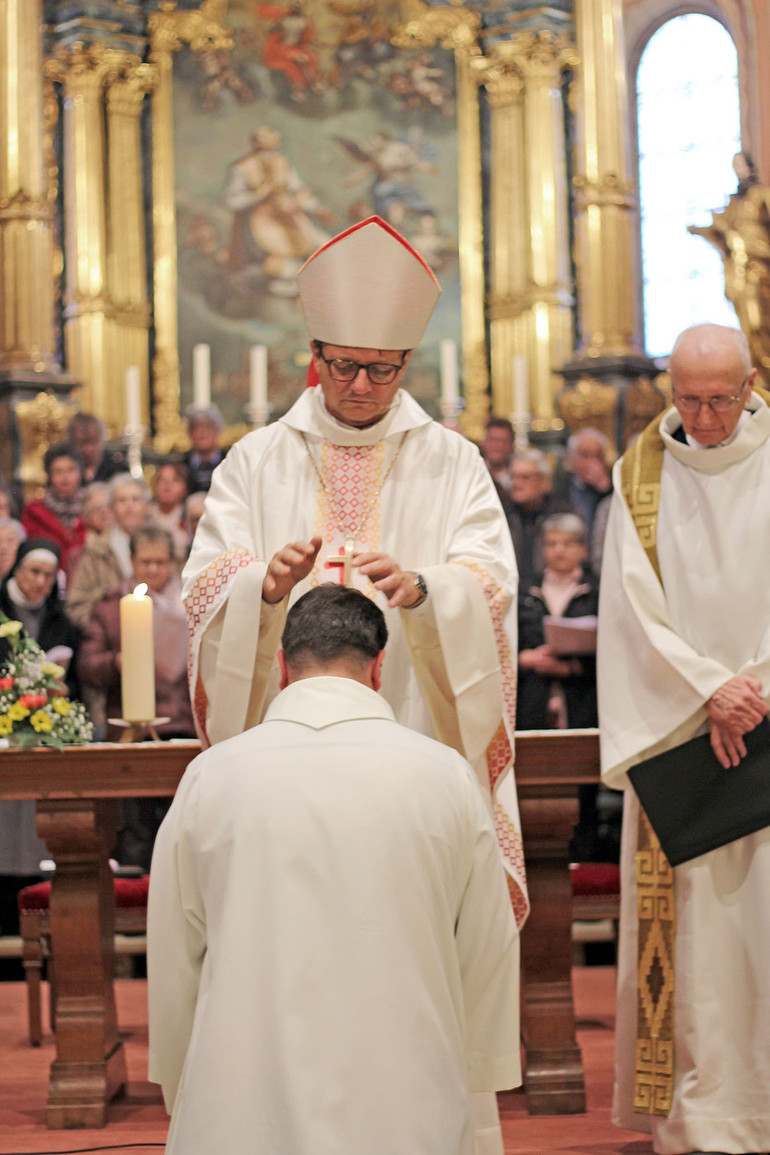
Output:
[
  {"xmin": 21, "ymin": 443, "xmax": 87, "ymax": 575},
  {"xmin": 183, "ymin": 405, "xmax": 225, "ymax": 493},
  {"xmin": 0, "ymin": 518, "xmax": 26, "ymax": 581},
  {"xmin": 0, "ymin": 538, "xmax": 81, "ymax": 936},
  {"xmin": 66, "ymin": 473, "xmax": 150, "ymax": 629},
  {"xmin": 148, "ymin": 462, "xmax": 191, "ymax": 567}
]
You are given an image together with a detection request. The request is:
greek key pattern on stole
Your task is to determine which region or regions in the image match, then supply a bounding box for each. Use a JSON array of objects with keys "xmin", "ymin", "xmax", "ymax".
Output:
[
  {"xmin": 629, "ymin": 481, "xmax": 660, "ymax": 553},
  {"xmin": 634, "ymin": 808, "xmax": 675, "ymax": 1116}
]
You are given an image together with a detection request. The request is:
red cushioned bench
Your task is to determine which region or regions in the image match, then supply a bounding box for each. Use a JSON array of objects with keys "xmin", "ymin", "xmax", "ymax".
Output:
[{"xmin": 18, "ymin": 875, "xmax": 149, "ymax": 1046}]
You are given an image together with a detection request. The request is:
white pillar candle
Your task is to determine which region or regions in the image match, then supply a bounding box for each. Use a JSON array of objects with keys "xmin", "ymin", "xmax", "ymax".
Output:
[
  {"xmin": 512, "ymin": 354, "xmax": 529, "ymax": 421},
  {"xmin": 249, "ymin": 344, "xmax": 268, "ymax": 411},
  {"xmin": 193, "ymin": 343, "xmax": 211, "ymax": 409},
  {"xmin": 120, "ymin": 583, "xmax": 156, "ymax": 723},
  {"xmin": 440, "ymin": 338, "xmax": 459, "ymax": 407},
  {"xmin": 125, "ymin": 366, "xmax": 141, "ymax": 428}
]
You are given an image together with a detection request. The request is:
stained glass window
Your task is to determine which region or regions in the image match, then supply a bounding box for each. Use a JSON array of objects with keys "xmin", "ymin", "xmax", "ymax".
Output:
[{"xmin": 637, "ymin": 14, "xmax": 741, "ymax": 358}]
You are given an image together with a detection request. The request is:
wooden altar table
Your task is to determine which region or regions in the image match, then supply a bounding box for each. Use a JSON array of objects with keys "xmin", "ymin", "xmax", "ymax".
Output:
[
  {"xmin": 0, "ymin": 730, "xmax": 602, "ymax": 1127},
  {"xmin": 515, "ymin": 728, "xmax": 602, "ymax": 1115}
]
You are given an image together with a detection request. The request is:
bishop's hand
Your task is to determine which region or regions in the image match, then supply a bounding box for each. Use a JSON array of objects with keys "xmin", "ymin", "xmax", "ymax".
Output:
[
  {"xmin": 262, "ymin": 536, "xmax": 323, "ymax": 604},
  {"xmin": 353, "ymin": 552, "xmax": 424, "ymax": 609}
]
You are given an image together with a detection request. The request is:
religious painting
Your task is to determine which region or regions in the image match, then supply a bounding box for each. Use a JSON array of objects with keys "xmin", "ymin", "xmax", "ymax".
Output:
[
  {"xmin": 167, "ymin": 0, "xmax": 469, "ymax": 428},
  {"xmin": 163, "ymin": 0, "xmax": 471, "ymax": 429}
]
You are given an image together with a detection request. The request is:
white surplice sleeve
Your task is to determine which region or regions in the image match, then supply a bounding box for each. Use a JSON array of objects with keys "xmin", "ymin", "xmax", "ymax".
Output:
[
  {"xmin": 455, "ymin": 770, "xmax": 521, "ymax": 1093},
  {"xmin": 598, "ymin": 481, "xmax": 734, "ymax": 788},
  {"xmin": 182, "ymin": 438, "xmax": 287, "ymax": 746},
  {"xmin": 147, "ymin": 762, "xmax": 207, "ymax": 1113}
]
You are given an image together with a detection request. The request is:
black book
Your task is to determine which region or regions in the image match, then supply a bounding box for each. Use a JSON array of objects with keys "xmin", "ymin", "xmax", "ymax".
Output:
[{"xmin": 627, "ymin": 717, "xmax": 770, "ymax": 867}]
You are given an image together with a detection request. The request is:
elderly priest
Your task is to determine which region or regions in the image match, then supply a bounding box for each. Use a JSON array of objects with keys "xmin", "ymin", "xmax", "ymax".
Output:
[
  {"xmin": 148, "ymin": 585, "xmax": 521, "ymax": 1155},
  {"xmin": 598, "ymin": 323, "xmax": 770, "ymax": 1155}
]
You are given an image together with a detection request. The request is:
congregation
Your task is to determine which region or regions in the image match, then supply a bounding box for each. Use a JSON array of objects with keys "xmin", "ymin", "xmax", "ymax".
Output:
[{"xmin": 0, "ymin": 388, "xmax": 621, "ymax": 936}]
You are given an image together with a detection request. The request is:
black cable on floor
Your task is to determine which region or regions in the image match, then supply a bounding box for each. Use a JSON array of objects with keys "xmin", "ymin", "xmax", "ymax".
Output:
[{"xmin": 4, "ymin": 1144, "xmax": 166, "ymax": 1155}]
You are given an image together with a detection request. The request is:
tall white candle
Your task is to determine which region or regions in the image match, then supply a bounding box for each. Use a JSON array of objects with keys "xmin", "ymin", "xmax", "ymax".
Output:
[
  {"xmin": 193, "ymin": 344, "xmax": 211, "ymax": 409},
  {"xmin": 125, "ymin": 366, "xmax": 141, "ymax": 429},
  {"xmin": 512, "ymin": 355, "xmax": 529, "ymax": 421},
  {"xmin": 250, "ymin": 344, "xmax": 268, "ymax": 412},
  {"xmin": 440, "ymin": 338, "xmax": 459, "ymax": 407},
  {"xmin": 120, "ymin": 583, "xmax": 155, "ymax": 723}
]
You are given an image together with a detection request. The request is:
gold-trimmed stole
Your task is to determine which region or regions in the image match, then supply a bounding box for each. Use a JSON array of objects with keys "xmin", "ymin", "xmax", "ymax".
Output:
[{"xmin": 620, "ymin": 414, "xmax": 675, "ymax": 1117}]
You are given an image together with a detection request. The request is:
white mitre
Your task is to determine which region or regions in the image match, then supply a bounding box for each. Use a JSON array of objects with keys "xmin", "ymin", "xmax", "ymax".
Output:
[{"xmin": 297, "ymin": 216, "xmax": 441, "ymax": 350}]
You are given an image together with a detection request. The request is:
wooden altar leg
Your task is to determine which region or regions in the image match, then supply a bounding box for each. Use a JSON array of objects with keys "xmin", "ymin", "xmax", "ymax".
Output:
[
  {"xmin": 36, "ymin": 799, "xmax": 127, "ymax": 1129},
  {"xmin": 519, "ymin": 791, "xmax": 587, "ymax": 1115}
]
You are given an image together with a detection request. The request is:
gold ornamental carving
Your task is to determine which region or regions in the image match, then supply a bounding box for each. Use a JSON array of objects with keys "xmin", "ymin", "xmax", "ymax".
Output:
[
  {"xmin": 690, "ymin": 180, "xmax": 770, "ymax": 390},
  {"xmin": 573, "ymin": 172, "xmax": 636, "ymax": 212},
  {"xmin": 15, "ymin": 391, "xmax": 75, "ymax": 490},
  {"xmin": 557, "ymin": 375, "xmax": 618, "ymax": 446},
  {"xmin": 623, "ymin": 376, "xmax": 666, "ymax": 448}
]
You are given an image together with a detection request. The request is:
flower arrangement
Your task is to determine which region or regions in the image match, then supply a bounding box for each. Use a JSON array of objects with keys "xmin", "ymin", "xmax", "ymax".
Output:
[{"xmin": 0, "ymin": 615, "xmax": 93, "ymax": 749}]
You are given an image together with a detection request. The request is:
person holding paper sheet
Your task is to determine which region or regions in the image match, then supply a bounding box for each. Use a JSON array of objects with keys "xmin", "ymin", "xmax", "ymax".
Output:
[
  {"xmin": 516, "ymin": 512, "xmax": 598, "ymax": 732},
  {"xmin": 598, "ymin": 323, "xmax": 770, "ymax": 1155}
]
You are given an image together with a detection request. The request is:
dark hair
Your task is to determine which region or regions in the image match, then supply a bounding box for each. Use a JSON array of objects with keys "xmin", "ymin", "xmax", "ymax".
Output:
[
  {"xmin": 43, "ymin": 442, "xmax": 84, "ymax": 481},
  {"xmin": 485, "ymin": 417, "xmax": 514, "ymax": 436},
  {"xmin": 67, "ymin": 412, "xmax": 105, "ymax": 440},
  {"xmin": 153, "ymin": 461, "xmax": 190, "ymax": 495},
  {"xmin": 129, "ymin": 525, "xmax": 174, "ymax": 558},
  {"xmin": 282, "ymin": 585, "xmax": 388, "ymax": 669}
]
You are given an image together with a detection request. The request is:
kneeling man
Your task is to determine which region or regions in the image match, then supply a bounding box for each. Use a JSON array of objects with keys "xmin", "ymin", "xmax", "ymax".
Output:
[{"xmin": 148, "ymin": 585, "xmax": 521, "ymax": 1155}]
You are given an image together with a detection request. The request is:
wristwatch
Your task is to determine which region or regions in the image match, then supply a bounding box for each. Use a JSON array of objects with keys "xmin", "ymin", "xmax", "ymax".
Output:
[{"xmin": 405, "ymin": 572, "xmax": 428, "ymax": 609}]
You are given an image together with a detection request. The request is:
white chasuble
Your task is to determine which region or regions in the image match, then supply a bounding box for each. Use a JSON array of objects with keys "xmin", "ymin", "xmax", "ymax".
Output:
[
  {"xmin": 183, "ymin": 386, "xmax": 528, "ymax": 933},
  {"xmin": 148, "ymin": 679, "xmax": 522, "ymax": 1155},
  {"xmin": 598, "ymin": 397, "xmax": 770, "ymax": 1152}
]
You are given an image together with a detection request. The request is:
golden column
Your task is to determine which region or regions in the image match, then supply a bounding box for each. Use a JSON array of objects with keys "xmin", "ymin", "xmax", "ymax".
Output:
[
  {"xmin": 572, "ymin": 0, "xmax": 639, "ymax": 357},
  {"xmin": 105, "ymin": 58, "xmax": 155, "ymax": 434},
  {"xmin": 0, "ymin": 0, "xmax": 56, "ymax": 371},
  {"xmin": 559, "ymin": 0, "xmax": 663, "ymax": 451},
  {"xmin": 485, "ymin": 31, "xmax": 576, "ymax": 433},
  {"xmin": 54, "ymin": 43, "xmax": 114, "ymax": 417}
]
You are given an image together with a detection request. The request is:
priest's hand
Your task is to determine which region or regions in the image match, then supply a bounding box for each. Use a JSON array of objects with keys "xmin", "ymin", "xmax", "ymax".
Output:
[
  {"xmin": 262, "ymin": 536, "xmax": 323, "ymax": 604},
  {"xmin": 706, "ymin": 675, "xmax": 766, "ymax": 732},
  {"xmin": 353, "ymin": 552, "xmax": 423, "ymax": 608},
  {"xmin": 706, "ymin": 675, "xmax": 767, "ymax": 768}
]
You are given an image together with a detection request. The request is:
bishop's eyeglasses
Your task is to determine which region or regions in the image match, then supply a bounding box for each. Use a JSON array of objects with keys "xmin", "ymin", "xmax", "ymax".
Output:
[
  {"xmin": 316, "ymin": 346, "xmax": 406, "ymax": 386},
  {"xmin": 673, "ymin": 376, "xmax": 750, "ymax": 413}
]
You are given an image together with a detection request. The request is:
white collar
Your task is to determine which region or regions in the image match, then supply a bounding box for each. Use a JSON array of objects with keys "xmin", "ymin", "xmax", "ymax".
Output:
[
  {"xmin": 263, "ymin": 676, "xmax": 395, "ymax": 730},
  {"xmin": 660, "ymin": 394, "xmax": 770, "ymax": 474},
  {"xmin": 280, "ymin": 385, "xmax": 432, "ymax": 447}
]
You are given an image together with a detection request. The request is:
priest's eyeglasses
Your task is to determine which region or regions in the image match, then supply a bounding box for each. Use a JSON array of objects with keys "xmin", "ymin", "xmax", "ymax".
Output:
[
  {"xmin": 317, "ymin": 349, "xmax": 406, "ymax": 385},
  {"xmin": 673, "ymin": 377, "xmax": 750, "ymax": 413}
]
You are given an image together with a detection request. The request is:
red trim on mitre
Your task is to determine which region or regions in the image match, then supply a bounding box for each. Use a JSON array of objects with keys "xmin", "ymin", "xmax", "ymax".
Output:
[{"xmin": 298, "ymin": 216, "xmax": 440, "ymax": 288}]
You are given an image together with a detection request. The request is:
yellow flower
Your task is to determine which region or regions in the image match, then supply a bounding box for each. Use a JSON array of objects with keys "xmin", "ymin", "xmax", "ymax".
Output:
[
  {"xmin": 0, "ymin": 620, "xmax": 22, "ymax": 638},
  {"xmin": 0, "ymin": 715, "xmax": 12, "ymax": 736},
  {"xmin": 7, "ymin": 702, "xmax": 30, "ymax": 721},
  {"xmin": 42, "ymin": 662, "xmax": 66, "ymax": 680},
  {"xmin": 52, "ymin": 697, "xmax": 71, "ymax": 716},
  {"xmin": 30, "ymin": 710, "xmax": 54, "ymax": 733}
]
